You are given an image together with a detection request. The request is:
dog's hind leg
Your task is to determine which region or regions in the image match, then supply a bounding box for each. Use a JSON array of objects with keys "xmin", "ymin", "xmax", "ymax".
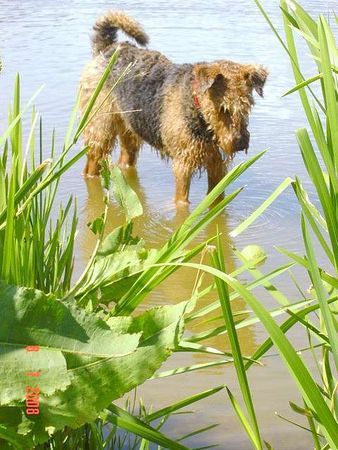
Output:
[
  {"xmin": 118, "ymin": 130, "xmax": 141, "ymax": 169},
  {"xmin": 83, "ymin": 117, "xmax": 117, "ymax": 177}
]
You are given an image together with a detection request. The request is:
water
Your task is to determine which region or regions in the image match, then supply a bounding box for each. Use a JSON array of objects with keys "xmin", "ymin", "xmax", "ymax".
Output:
[{"xmin": 0, "ymin": 1, "xmax": 334, "ymax": 448}]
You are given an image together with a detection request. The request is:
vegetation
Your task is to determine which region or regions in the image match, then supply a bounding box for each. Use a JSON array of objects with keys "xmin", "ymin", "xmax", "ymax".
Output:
[{"xmin": 0, "ymin": 1, "xmax": 337, "ymax": 449}]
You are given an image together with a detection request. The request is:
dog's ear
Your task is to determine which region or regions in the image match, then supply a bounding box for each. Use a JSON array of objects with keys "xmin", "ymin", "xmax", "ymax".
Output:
[
  {"xmin": 244, "ymin": 65, "xmax": 268, "ymax": 97},
  {"xmin": 195, "ymin": 65, "xmax": 227, "ymax": 94}
]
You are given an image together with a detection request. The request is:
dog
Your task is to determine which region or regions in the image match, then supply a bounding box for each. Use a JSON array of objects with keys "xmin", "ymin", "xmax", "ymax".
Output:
[{"xmin": 80, "ymin": 11, "xmax": 268, "ymax": 204}]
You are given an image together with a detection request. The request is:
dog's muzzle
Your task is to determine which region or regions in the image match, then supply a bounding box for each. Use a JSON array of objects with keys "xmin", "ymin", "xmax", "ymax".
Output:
[{"xmin": 234, "ymin": 130, "xmax": 250, "ymax": 153}]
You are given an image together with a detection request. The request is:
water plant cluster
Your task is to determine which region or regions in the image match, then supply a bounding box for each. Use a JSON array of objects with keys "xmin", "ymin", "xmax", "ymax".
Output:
[{"xmin": 0, "ymin": 1, "xmax": 337, "ymax": 449}]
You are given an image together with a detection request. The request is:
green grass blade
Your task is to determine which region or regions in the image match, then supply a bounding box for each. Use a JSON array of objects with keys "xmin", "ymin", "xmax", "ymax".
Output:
[
  {"xmin": 286, "ymin": 309, "xmax": 329, "ymax": 345},
  {"xmin": 286, "ymin": 1, "xmax": 318, "ymax": 38},
  {"xmin": 242, "ymin": 300, "xmax": 337, "ymax": 371},
  {"xmin": 226, "ymin": 387, "xmax": 262, "ymax": 450},
  {"xmin": 64, "ymin": 90, "xmax": 80, "ymax": 148},
  {"xmin": 0, "ymin": 159, "xmax": 51, "ymax": 223},
  {"xmin": 115, "ymin": 151, "xmax": 265, "ymax": 315},
  {"xmin": 74, "ymin": 48, "xmax": 120, "ymax": 141},
  {"xmin": 177, "ymin": 423, "xmax": 219, "ymax": 443},
  {"xmin": 152, "ymin": 359, "xmax": 234, "ymax": 379},
  {"xmin": 296, "ymin": 128, "xmax": 338, "ymax": 266},
  {"xmin": 301, "ymin": 215, "xmax": 338, "ymax": 371},
  {"xmin": 233, "ymin": 248, "xmax": 290, "ymax": 306},
  {"xmin": 0, "ymin": 147, "xmax": 89, "ymax": 230},
  {"xmin": 211, "ymin": 235, "xmax": 262, "ymax": 449},
  {"xmin": 318, "ymin": 16, "xmax": 338, "ymax": 170},
  {"xmin": 145, "ymin": 385, "xmax": 224, "ymax": 423},
  {"xmin": 255, "ymin": 0, "xmax": 323, "ymax": 112},
  {"xmin": 187, "ymin": 296, "xmax": 313, "ymax": 344},
  {"xmin": 158, "ymin": 261, "xmax": 338, "ymax": 447},
  {"xmin": 230, "ymin": 177, "xmax": 293, "ymax": 238},
  {"xmin": 0, "ymin": 85, "xmax": 45, "ymax": 149},
  {"xmin": 1, "ymin": 158, "xmax": 16, "ymax": 281},
  {"xmin": 106, "ymin": 404, "xmax": 189, "ymax": 450},
  {"xmin": 282, "ymin": 73, "xmax": 322, "ymax": 96},
  {"xmin": 275, "ymin": 247, "xmax": 338, "ymax": 289},
  {"xmin": 292, "ymin": 178, "xmax": 334, "ymax": 265},
  {"xmin": 188, "ymin": 262, "xmax": 295, "ymax": 321}
]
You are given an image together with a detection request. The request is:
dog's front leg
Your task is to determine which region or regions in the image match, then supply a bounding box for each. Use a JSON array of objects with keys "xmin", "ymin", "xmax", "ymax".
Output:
[
  {"xmin": 206, "ymin": 151, "xmax": 226, "ymax": 200},
  {"xmin": 172, "ymin": 160, "xmax": 192, "ymax": 205}
]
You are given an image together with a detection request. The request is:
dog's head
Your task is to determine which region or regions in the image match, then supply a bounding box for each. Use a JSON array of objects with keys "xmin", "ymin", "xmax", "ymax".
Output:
[{"xmin": 193, "ymin": 61, "xmax": 268, "ymax": 156}]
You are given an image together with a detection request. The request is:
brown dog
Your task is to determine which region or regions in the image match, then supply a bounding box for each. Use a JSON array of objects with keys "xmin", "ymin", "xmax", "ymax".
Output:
[{"xmin": 80, "ymin": 11, "xmax": 268, "ymax": 204}]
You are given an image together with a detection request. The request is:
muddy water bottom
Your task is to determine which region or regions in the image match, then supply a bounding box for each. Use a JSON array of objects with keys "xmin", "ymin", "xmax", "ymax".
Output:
[{"xmin": 1, "ymin": 0, "xmax": 334, "ymax": 448}]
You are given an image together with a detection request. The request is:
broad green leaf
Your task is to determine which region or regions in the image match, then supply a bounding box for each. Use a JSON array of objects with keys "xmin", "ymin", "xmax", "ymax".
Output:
[
  {"xmin": 28, "ymin": 300, "xmax": 188, "ymax": 442},
  {"xmin": 73, "ymin": 224, "xmax": 158, "ymax": 303},
  {"xmin": 110, "ymin": 166, "xmax": 143, "ymax": 220},
  {"xmin": 0, "ymin": 283, "xmax": 140, "ymax": 405},
  {"xmin": 0, "ymin": 423, "xmax": 29, "ymax": 449},
  {"xmin": 0, "ymin": 285, "xmax": 189, "ymax": 445}
]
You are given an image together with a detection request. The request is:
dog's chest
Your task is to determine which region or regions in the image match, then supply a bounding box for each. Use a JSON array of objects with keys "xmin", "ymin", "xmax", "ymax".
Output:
[{"xmin": 187, "ymin": 110, "xmax": 214, "ymax": 144}]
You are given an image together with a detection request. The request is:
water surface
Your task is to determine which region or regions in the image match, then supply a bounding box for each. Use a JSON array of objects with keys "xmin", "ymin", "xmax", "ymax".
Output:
[{"xmin": 0, "ymin": 1, "xmax": 334, "ymax": 448}]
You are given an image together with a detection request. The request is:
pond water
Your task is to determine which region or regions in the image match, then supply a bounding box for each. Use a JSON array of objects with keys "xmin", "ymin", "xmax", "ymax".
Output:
[{"xmin": 0, "ymin": 0, "xmax": 334, "ymax": 448}]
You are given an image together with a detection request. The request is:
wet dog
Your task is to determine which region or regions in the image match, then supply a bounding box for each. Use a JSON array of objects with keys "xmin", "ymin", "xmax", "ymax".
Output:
[{"xmin": 80, "ymin": 11, "xmax": 268, "ymax": 204}]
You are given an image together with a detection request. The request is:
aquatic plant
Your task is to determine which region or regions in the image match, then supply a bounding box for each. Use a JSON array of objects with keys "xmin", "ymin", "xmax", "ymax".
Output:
[
  {"xmin": 202, "ymin": 1, "xmax": 338, "ymax": 447},
  {"xmin": 0, "ymin": 1, "xmax": 337, "ymax": 448},
  {"xmin": 0, "ymin": 49, "xmax": 263, "ymax": 448}
]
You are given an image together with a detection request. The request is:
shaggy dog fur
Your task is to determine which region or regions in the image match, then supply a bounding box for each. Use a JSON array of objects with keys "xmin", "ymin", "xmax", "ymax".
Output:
[{"xmin": 80, "ymin": 11, "xmax": 268, "ymax": 204}]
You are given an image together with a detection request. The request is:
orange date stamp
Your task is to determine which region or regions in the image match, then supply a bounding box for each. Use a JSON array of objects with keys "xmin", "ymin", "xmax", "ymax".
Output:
[{"xmin": 25, "ymin": 345, "xmax": 40, "ymax": 415}]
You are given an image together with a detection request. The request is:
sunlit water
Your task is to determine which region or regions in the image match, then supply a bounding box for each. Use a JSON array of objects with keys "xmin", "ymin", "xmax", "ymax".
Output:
[{"xmin": 0, "ymin": 1, "xmax": 335, "ymax": 448}]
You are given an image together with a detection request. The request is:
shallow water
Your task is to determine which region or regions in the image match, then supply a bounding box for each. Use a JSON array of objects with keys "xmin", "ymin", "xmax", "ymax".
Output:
[{"xmin": 0, "ymin": 1, "xmax": 335, "ymax": 448}]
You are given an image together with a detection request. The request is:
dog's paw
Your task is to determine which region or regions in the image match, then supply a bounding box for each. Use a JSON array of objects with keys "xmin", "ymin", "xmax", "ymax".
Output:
[
  {"xmin": 174, "ymin": 198, "xmax": 190, "ymax": 207},
  {"xmin": 82, "ymin": 171, "xmax": 100, "ymax": 179},
  {"xmin": 117, "ymin": 162, "xmax": 130, "ymax": 169}
]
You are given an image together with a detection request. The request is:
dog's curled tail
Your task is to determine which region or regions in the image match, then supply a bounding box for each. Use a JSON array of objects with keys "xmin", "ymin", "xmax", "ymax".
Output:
[{"xmin": 91, "ymin": 11, "xmax": 149, "ymax": 55}]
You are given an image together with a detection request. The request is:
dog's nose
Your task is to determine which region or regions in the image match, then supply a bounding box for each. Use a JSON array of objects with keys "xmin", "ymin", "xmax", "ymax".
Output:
[{"xmin": 235, "ymin": 130, "xmax": 250, "ymax": 152}]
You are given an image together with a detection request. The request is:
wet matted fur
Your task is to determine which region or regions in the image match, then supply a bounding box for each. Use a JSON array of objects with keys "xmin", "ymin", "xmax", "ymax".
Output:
[{"xmin": 80, "ymin": 10, "xmax": 268, "ymax": 204}]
